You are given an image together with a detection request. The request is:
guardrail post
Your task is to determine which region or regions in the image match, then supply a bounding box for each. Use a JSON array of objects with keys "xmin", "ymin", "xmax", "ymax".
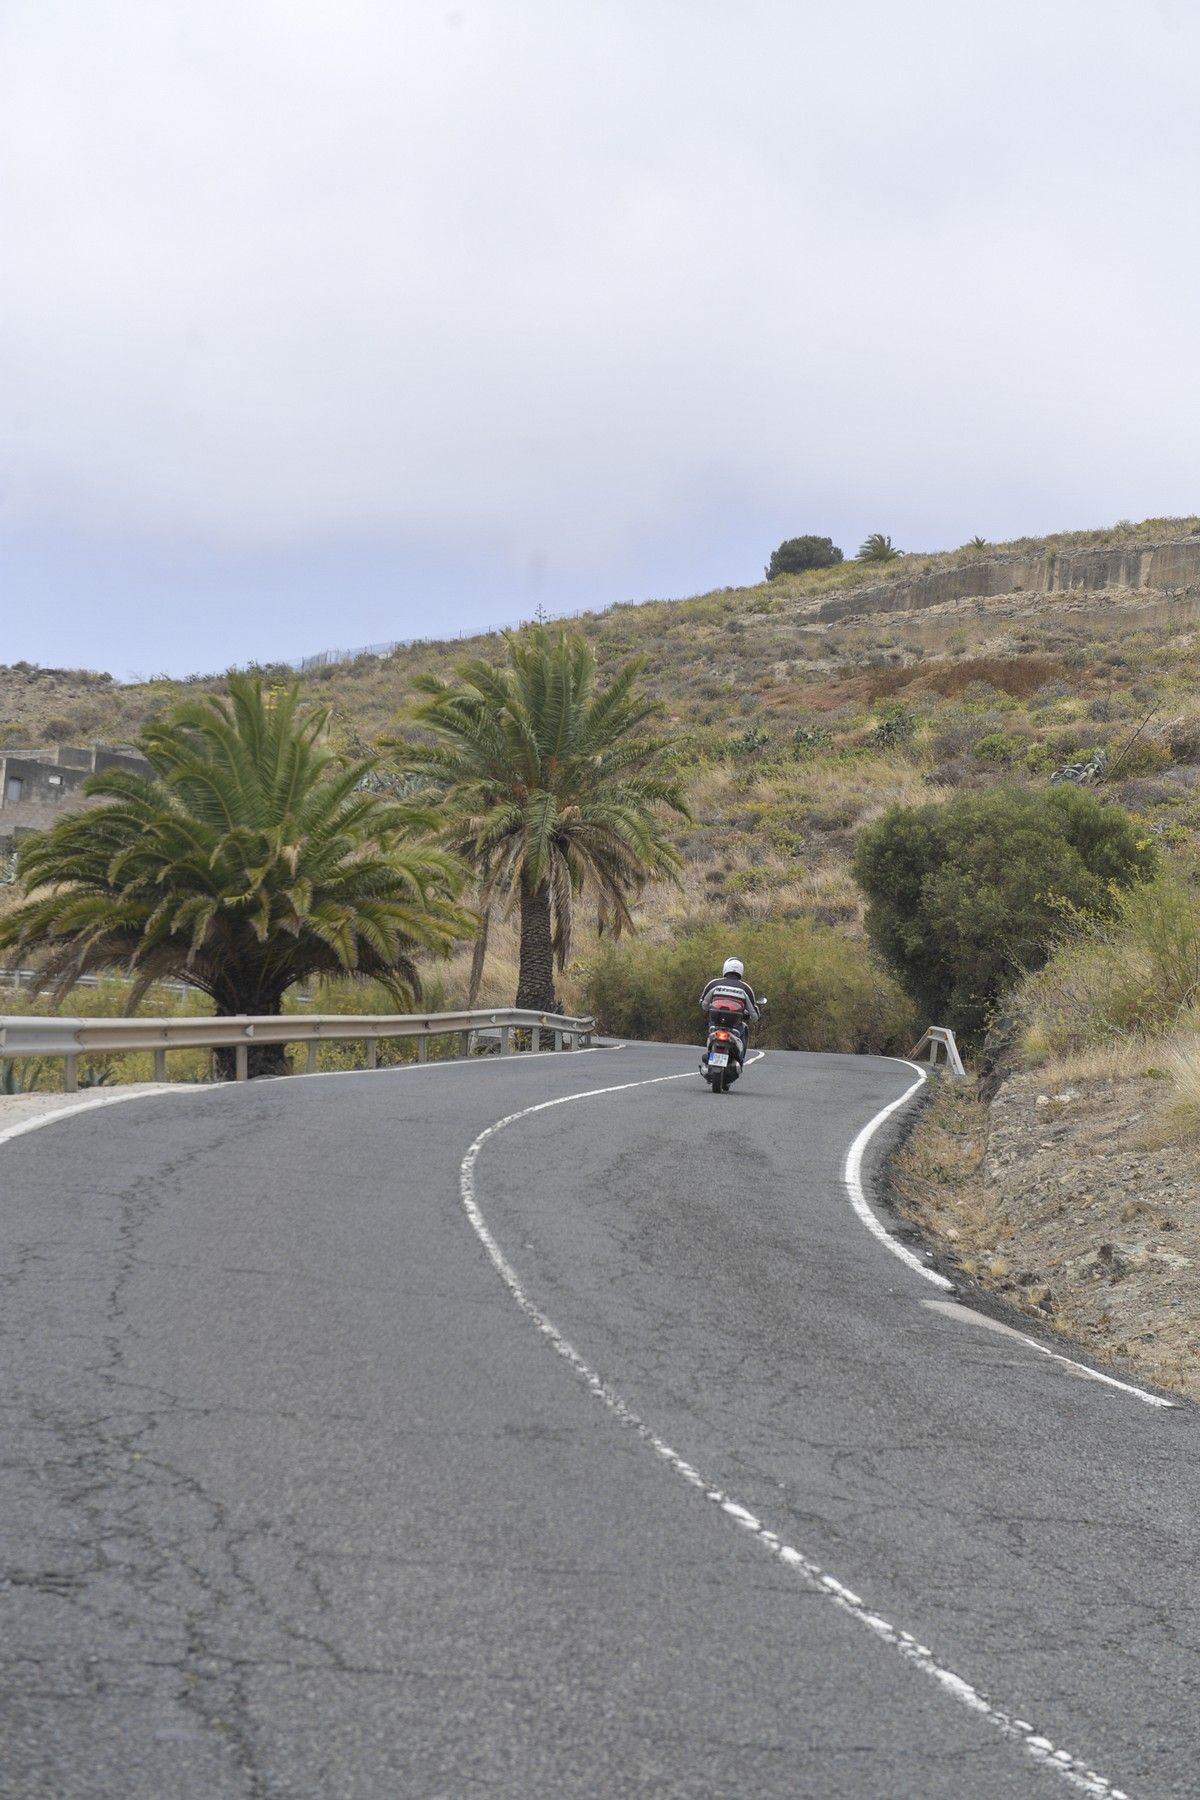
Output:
[
  {"xmin": 65, "ymin": 1055, "xmax": 78, "ymax": 1094},
  {"xmin": 235, "ymin": 1044, "xmax": 249, "ymax": 1082},
  {"xmin": 499, "ymin": 1025, "xmax": 511, "ymax": 1055},
  {"xmin": 417, "ymin": 1036, "xmax": 428, "ymax": 1065},
  {"xmin": 554, "ymin": 1028, "xmax": 563, "ymax": 1052},
  {"xmin": 459, "ymin": 1030, "xmax": 471, "ymax": 1058},
  {"xmin": 908, "ymin": 1025, "xmax": 967, "ymax": 1079},
  {"xmin": 153, "ymin": 1048, "xmax": 167, "ymax": 1083},
  {"xmin": 365, "ymin": 1037, "xmax": 377, "ymax": 1071},
  {"xmin": 306, "ymin": 1041, "xmax": 318, "ymax": 1075}
]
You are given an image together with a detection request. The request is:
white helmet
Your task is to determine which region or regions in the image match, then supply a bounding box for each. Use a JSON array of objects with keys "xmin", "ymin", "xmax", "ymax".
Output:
[{"xmin": 722, "ymin": 957, "xmax": 744, "ymax": 978}]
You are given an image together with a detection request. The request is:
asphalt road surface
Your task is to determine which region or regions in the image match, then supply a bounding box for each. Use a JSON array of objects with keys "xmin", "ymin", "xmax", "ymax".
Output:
[{"xmin": 1, "ymin": 1043, "xmax": 1197, "ymax": 1799}]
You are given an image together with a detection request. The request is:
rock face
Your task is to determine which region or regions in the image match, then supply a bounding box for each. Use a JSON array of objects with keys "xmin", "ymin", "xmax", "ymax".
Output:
[{"xmin": 817, "ymin": 535, "xmax": 1200, "ymax": 622}]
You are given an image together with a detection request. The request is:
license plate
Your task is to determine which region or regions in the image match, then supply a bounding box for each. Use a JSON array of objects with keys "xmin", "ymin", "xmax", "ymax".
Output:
[{"xmin": 708, "ymin": 1052, "xmax": 729, "ymax": 1068}]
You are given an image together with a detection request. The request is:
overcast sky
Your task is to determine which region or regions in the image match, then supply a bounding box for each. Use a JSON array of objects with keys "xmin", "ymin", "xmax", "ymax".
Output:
[{"xmin": 2, "ymin": 0, "xmax": 1197, "ymax": 678}]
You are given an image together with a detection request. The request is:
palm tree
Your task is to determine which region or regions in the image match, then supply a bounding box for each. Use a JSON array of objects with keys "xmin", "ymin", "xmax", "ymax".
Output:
[
  {"xmin": 859, "ymin": 532, "xmax": 901, "ymax": 562},
  {"xmin": 0, "ymin": 676, "xmax": 469, "ymax": 1074},
  {"xmin": 389, "ymin": 627, "xmax": 688, "ymax": 1012}
]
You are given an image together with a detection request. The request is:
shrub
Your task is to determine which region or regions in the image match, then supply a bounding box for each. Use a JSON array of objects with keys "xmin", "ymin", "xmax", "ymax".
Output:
[
  {"xmin": 1018, "ymin": 872, "xmax": 1200, "ymax": 1057},
  {"xmin": 859, "ymin": 533, "xmax": 901, "ymax": 563},
  {"xmin": 852, "ymin": 784, "xmax": 1157, "ymax": 1043},
  {"xmin": 972, "ymin": 730, "xmax": 1027, "ymax": 765},
  {"xmin": 870, "ymin": 703, "xmax": 918, "ymax": 749},
  {"xmin": 792, "ymin": 724, "xmax": 833, "ymax": 758},
  {"xmin": 1107, "ymin": 736, "xmax": 1174, "ymax": 779},
  {"xmin": 723, "ymin": 725, "xmax": 770, "ymax": 758},
  {"xmin": 580, "ymin": 920, "xmax": 914, "ymax": 1054},
  {"xmin": 765, "ymin": 536, "xmax": 843, "ymax": 580},
  {"xmin": 1165, "ymin": 717, "xmax": 1200, "ymax": 763}
]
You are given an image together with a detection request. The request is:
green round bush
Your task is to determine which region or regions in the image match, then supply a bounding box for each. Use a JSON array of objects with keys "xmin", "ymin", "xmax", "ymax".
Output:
[
  {"xmin": 852, "ymin": 784, "xmax": 1157, "ymax": 1043},
  {"xmin": 765, "ymin": 536, "xmax": 843, "ymax": 580}
]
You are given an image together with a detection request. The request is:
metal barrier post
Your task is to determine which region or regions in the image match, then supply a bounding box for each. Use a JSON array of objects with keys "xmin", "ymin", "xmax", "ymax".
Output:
[
  {"xmin": 65, "ymin": 1055, "xmax": 78, "ymax": 1093},
  {"xmin": 235, "ymin": 1044, "xmax": 249, "ymax": 1082},
  {"xmin": 908, "ymin": 1025, "xmax": 967, "ymax": 1078},
  {"xmin": 154, "ymin": 1048, "xmax": 167, "ymax": 1082},
  {"xmin": 365, "ymin": 1037, "xmax": 377, "ymax": 1071}
]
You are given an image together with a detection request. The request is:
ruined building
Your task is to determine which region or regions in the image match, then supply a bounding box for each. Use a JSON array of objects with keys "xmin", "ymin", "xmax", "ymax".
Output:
[{"xmin": 0, "ymin": 744, "xmax": 151, "ymax": 857}]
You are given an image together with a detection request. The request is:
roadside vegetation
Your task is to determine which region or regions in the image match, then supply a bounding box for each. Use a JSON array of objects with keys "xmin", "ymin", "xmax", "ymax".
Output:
[
  {"xmin": 5, "ymin": 512, "xmax": 1200, "ymax": 1089},
  {"xmin": 581, "ymin": 919, "xmax": 913, "ymax": 1055},
  {"xmin": 855, "ymin": 784, "xmax": 1157, "ymax": 1046},
  {"xmin": 0, "ymin": 676, "xmax": 469, "ymax": 1077},
  {"xmin": 389, "ymin": 625, "xmax": 687, "ymax": 1012},
  {"xmin": 892, "ymin": 828, "xmax": 1200, "ymax": 1402}
]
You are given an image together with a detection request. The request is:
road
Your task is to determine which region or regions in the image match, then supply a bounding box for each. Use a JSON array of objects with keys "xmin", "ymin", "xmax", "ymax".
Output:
[{"xmin": 1, "ymin": 1043, "xmax": 1196, "ymax": 1799}]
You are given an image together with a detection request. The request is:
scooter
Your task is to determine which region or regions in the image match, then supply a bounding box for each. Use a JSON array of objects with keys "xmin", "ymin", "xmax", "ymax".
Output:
[{"xmin": 701, "ymin": 990, "xmax": 766, "ymax": 1094}]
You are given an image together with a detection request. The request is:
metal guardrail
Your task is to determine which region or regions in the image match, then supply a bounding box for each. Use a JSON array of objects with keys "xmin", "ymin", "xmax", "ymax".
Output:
[
  {"xmin": 909, "ymin": 1025, "xmax": 967, "ymax": 1078},
  {"xmin": 0, "ymin": 1008, "xmax": 596, "ymax": 1092},
  {"xmin": 0, "ymin": 967, "xmax": 195, "ymax": 995}
]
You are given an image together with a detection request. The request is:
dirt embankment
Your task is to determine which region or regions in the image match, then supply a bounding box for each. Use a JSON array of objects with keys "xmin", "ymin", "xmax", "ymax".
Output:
[{"xmin": 894, "ymin": 1070, "xmax": 1200, "ymax": 1401}]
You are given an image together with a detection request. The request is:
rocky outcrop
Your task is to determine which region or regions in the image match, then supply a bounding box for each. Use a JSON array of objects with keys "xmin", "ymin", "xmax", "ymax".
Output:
[{"xmin": 817, "ymin": 536, "xmax": 1200, "ymax": 623}]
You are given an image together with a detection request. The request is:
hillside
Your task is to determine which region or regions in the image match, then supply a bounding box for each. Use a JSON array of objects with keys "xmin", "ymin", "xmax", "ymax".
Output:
[{"xmin": 5, "ymin": 514, "xmax": 1200, "ymax": 1008}]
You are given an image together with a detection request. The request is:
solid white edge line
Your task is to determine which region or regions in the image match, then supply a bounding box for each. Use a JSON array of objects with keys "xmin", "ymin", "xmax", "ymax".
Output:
[
  {"xmin": 459, "ymin": 1068, "xmax": 1129, "ymax": 1800},
  {"xmin": 921, "ymin": 1300, "xmax": 1176, "ymax": 1411},
  {"xmin": 856, "ymin": 1064, "xmax": 1172, "ymax": 1407},
  {"xmin": 843, "ymin": 1060, "xmax": 954, "ymax": 1290}
]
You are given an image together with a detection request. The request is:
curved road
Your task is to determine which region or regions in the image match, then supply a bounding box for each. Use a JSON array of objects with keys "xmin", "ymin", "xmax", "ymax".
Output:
[{"xmin": 1, "ymin": 1044, "xmax": 1197, "ymax": 1799}]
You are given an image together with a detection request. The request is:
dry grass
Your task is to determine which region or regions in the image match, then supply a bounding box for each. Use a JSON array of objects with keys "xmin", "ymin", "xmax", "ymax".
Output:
[
  {"xmin": 1027, "ymin": 1039, "xmax": 1160, "ymax": 1090},
  {"xmin": 892, "ymin": 1078, "xmax": 998, "ymax": 1258},
  {"xmin": 1145, "ymin": 1034, "xmax": 1200, "ymax": 1146},
  {"xmin": 8, "ymin": 512, "xmax": 1200, "ymax": 1026}
]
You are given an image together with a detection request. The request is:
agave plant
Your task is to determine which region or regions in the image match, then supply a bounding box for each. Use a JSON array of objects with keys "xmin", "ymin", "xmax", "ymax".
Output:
[
  {"xmin": 388, "ymin": 627, "xmax": 688, "ymax": 1012},
  {"xmin": 0, "ymin": 676, "xmax": 470, "ymax": 1074}
]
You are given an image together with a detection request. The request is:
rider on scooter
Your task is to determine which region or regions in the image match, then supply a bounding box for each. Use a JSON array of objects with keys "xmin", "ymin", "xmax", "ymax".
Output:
[{"xmin": 699, "ymin": 957, "xmax": 760, "ymax": 1067}]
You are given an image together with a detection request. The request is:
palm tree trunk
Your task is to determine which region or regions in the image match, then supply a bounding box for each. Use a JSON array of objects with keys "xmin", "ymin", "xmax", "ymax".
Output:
[
  {"xmin": 516, "ymin": 880, "xmax": 556, "ymax": 1012},
  {"xmin": 213, "ymin": 982, "xmax": 290, "ymax": 1080}
]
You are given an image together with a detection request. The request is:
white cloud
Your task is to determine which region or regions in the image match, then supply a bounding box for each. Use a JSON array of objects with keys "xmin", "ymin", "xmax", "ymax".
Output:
[{"xmin": 1, "ymin": 0, "xmax": 1198, "ymax": 660}]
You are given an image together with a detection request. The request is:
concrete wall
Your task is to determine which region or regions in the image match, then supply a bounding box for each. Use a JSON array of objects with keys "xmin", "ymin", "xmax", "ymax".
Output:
[
  {"xmin": 0, "ymin": 744, "xmax": 150, "ymax": 851},
  {"xmin": 816, "ymin": 536, "xmax": 1200, "ymax": 623}
]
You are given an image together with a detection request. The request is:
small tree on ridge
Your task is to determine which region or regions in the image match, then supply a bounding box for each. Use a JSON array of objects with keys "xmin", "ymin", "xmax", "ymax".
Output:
[{"xmin": 765, "ymin": 536, "xmax": 843, "ymax": 580}]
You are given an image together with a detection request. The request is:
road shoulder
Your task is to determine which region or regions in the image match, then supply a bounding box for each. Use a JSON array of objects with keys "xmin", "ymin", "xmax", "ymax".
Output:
[{"xmin": 891, "ymin": 1069, "xmax": 1200, "ymax": 1403}]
